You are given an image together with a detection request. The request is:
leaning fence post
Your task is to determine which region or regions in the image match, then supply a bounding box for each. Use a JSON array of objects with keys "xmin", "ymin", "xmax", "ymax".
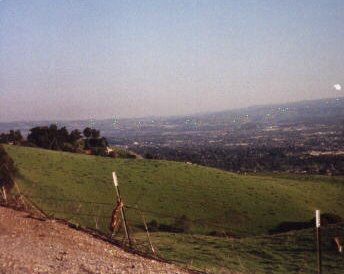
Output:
[
  {"xmin": 139, "ymin": 208, "xmax": 157, "ymax": 255},
  {"xmin": 14, "ymin": 181, "xmax": 28, "ymax": 209},
  {"xmin": 1, "ymin": 186, "xmax": 7, "ymax": 204},
  {"xmin": 334, "ymin": 237, "xmax": 343, "ymax": 253}
]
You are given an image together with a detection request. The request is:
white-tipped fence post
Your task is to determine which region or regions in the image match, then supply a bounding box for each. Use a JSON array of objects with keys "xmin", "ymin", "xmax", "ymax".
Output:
[
  {"xmin": 112, "ymin": 172, "xmax": 132, "ymax": 247},
  {"xmin": 315, "ymin": 209, "xmax": 322, "ymax": 274}
]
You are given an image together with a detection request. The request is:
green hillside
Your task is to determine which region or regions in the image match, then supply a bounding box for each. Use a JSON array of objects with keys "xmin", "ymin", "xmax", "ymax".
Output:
[
  {"xmin": 5, "ymin": 144, "xmax": 344, "ymax": 235},
  {"xmin": 4, "ymin": 144, "xmax": 344, "ymax": 273},
  {"xmin": 136, "ymin": 224, "xmax": 344, "ymax": 274}
]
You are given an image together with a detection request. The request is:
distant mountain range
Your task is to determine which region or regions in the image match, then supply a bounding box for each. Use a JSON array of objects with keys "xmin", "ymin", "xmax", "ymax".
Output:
[{"xmin": 1, "ymin": 97, "xmax": 343, "ymax": 136}]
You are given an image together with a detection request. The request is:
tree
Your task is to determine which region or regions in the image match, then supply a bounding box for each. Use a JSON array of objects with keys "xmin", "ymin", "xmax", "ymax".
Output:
[
  {"xmin": 27, "ymin": 125, "xmax": 70, "ymax": 150},
  {"xmin": 0, "ymin": 133, "xmax": 9, "ymax": 144},
  {"xmin": 69, "ymin": 129, "xmax": 82, "ymax": 144},
  {"xmin": 83, "ymin": 127, "xmax": 92, "ymax": 138},
  {"xmin": 27, "ymin": 126, "xmax": 50, "ymax": 148},
  {"xmin": 91, "ymin": 129, "xmax": 100, "ymax": 138},
  {"xmin": 0, "ymin": 130, "xmax": 23, "ymax": 144},
  {"xmin": 57, "ymin": 127, "xmax": 69, "ymax": 144},
  {"xmin": 13, "ymin": 130, "xmax": 23, "ymax": 143}
]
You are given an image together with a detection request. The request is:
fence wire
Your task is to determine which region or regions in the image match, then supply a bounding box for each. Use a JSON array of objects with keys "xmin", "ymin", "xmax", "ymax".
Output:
[{"xmin": 10, "ymin": 192, "xmax": 344, "ymax": 274}]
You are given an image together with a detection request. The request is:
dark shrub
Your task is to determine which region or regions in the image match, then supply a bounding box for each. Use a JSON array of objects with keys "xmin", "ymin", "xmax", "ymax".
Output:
[
  {"xmin": 61, "ymin": 143, "xmax": 75, "ymax": 152},
  {"xmin": 144, "ymin": 153, "xmax": 158, "ymax": 159},
  {"xmin": 0, "ymin": 145, "xmax": 16, "ymax": 198},
  {"xmin": 91, "ymin": 147, "xmax": 108, "ymax": 157},
  {"xmin": 174, "ymin": 215, "xmax": 192, "ymax": 233},
  {"xmin": 270, "ymin": 213, "xmax": 343, "ymax": 234},
  {"xmin": 108, "ymin": 151, "xmax": 118, "ymax": 158},
  {"xmin": 269, "ymin": 221, "xmax": 311, "ymax": 234},
  {"xmin": 311, "ymin": 213, "xmax": 343, "ymax": 226},
  {"xmin": 147, "ymin": 219, "xmax": 159, "ymax": 232},
  {"xmin": 158, "ymin": 223, "xmax": 183, "ymax": 233}
]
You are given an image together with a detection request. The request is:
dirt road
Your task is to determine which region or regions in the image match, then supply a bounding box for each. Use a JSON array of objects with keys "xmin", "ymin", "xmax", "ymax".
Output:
[{"xmin": 0, "ymin": 206, "xmax": 189, "ymax": 274}]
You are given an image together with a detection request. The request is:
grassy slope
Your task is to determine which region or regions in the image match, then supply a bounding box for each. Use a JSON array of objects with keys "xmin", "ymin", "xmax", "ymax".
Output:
[
  {"xmin": 5, "ymin": 144, "xmax": 344, "ymax": 236},
  {"xmin": 4, "ymin": 145, "xmax": 344, "ymax": 273},
  {"xmin": 139, "ymin": 223, "xmax": 344, "ymax": 274}
]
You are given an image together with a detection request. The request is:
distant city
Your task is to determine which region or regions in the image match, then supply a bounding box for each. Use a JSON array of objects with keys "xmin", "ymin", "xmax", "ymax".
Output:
[{"xmin": 1, "ymin": 97, "xmax": 343, "ymax": 174}]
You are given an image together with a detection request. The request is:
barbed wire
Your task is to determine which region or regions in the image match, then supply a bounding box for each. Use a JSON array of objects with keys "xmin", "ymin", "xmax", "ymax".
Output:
[
  {"xmin": 21, "ymin": 193, "xmax": 247, "ymax": 234},
  {"xmin": 41, "ymin": 209, "xmax": 111, "ymax": 219},
  {"xmin": 11, "ymin": 191, "xmax": 344, "ymax": 274},
  {"xmin": 23, "ymin": 194, "xmax": 114, "ymax": 206},
  {"xmin": 124, "ymin": 205, "xmax": 245, "ymax": 233},
  {"xmin": 23, "ymin": 193, "xmax": 344, "ymax": 238}
]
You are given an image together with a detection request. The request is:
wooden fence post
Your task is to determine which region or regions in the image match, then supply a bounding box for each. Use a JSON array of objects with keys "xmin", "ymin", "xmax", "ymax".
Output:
[
  {"xmin": 112, "ymin": 172, "xmax": 132, "ymax": 248},
  {"xmin": 315, "ymin": 210, "xmax": 322, "ymax": 274}
]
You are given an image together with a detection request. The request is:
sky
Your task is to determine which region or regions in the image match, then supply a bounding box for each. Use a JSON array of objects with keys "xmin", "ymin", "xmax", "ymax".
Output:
[{"xmin": 0, "ymin": 0, "xmax": 344, "ymax": 122}]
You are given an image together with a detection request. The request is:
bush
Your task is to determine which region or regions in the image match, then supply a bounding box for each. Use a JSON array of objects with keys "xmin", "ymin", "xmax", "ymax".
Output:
[
  {"xmin": 91, "ymin": 147, "xmax": 108, "ymax": 157},
  {"xmin": 270, "ymin": 213, "xmax": 343, "ymax": 234},
  {"xmin": 311, "ymin": 213, "xmax": 343, "ymax": 226},
  {"xmin": 146, "ymin": 217, "xmax": 192, "ymax": 233},
  {"xmin": 174, "ymin": 215, "xmax": 192, "ymax": 233},
  {"xmin": 108, "ymin": 151, "xmax": 118, "ymax": 158},
  {"xmin": 0, "ymin": 145, "xmax": 16, "ymax": 198},
  {"xmin": 269, "ymin": 221, "xmax": 311, "ymax": 234},
  {"xmin": 144, "ymin": 153, "xmax": 158, "ymax": 160},
  {"xmin": 61, "ymin": 143, "xmax": 75, "ymax": 152},
  {"xmin": 147, "ymin": 219, "xmax": 159, "ymax": 232}
]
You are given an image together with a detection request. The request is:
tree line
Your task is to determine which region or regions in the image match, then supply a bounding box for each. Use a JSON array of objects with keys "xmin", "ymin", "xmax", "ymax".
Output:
[
  {"xmin": 0, "ymin": 130, "xmax": 23, "ymax": 145},
  {"xmin": 0, "ymin": 125, "xmax": 109, "ymax": 156}
]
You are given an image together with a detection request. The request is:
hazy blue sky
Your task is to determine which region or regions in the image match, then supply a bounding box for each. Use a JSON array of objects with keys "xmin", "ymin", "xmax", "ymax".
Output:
[{"xmin": 1, "ymin": 0, "xmax": 343, "ymax": 121}]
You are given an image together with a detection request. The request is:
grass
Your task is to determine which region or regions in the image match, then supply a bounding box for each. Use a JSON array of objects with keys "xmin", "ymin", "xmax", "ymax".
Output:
[
  {"xmin": 4, "ymin": 144, "xmax": 344, "ymax": 273},
  {"xmin": 143, "ymin": 223, "xmax": 344, "ymax": 274}
]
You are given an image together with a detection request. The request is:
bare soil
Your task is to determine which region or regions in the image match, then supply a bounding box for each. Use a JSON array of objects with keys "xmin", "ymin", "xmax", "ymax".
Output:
[{"xmin": 0, "ymin": 206, "xmax": 189, "ymax": 274}]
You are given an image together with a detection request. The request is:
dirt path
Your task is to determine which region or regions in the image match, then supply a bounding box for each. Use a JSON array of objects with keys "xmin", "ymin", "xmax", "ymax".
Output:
[{"xmin": 0, "ymin": 206, "xmax": 189, "ymax": 274}]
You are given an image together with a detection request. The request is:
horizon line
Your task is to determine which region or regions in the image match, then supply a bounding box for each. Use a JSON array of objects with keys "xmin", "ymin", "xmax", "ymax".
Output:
[{"xmin": 1, "ymin": 95, "xmax": 343, "ymax": 124}]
